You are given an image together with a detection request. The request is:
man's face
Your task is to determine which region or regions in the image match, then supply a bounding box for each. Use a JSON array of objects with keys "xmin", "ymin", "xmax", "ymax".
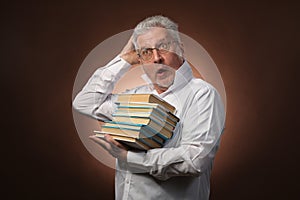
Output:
[{"xmin": 136, "ymin": 27, "xmax": 183, "ymax": 89}]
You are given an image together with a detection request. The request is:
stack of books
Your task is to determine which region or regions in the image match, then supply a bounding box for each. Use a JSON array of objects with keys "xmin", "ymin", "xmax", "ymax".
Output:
[{"xmin": 93, "ymin": 94, "xmax": 180, "ymax": 151}]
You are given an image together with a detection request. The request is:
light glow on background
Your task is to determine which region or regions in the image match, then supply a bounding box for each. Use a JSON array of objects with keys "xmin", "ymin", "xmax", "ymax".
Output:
[{"xmin": 72, "ymin": 29, "xmax": 226, "ymax": 169}]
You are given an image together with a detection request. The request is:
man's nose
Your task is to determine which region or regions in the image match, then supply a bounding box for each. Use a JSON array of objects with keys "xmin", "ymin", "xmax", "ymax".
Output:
[{"xmin": 152, "ymin": 49, "xmax": 163, "ymax": 63}]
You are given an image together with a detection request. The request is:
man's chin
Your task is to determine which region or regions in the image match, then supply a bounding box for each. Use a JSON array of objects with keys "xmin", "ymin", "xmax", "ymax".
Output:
[
  {"xmin": 155, "ymin": 76, "xmax": 175, "ymax": 88},
  {"xmin": 155, "ymin": 81, "xmax": 173, "ymax": 89}
]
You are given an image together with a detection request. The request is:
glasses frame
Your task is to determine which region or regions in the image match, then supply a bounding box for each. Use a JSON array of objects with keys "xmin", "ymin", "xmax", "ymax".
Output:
[{"xmin": 137, "ymin": 41, "xmax": 178, "ymax": 61}]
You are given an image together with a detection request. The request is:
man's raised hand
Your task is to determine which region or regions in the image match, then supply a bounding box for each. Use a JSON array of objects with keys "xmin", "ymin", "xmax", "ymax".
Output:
[{"xmin": 120, "ymin": 36, "xmax": 140, "ymax": 66}]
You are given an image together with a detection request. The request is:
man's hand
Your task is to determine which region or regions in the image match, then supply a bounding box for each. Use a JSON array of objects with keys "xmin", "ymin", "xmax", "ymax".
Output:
[
  {"xmin": 89, "ymin": 134, "xmax": 128, "ymax": 161},
  {"xmin": 120, "ymin": 36, "xmax": 140, "ymax": 66}
]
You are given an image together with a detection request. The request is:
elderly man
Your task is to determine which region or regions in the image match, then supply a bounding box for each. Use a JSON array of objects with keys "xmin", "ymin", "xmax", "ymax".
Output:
[{"xmin": 73, "ymin": 15, "xmax": 225, "ymax": 200}]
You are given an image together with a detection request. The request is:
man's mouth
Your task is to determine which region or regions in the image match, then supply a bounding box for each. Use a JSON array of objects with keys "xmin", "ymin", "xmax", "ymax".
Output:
[{"xmin": 156, "ymin": 68, "xmax": 169, "ymax": 78}]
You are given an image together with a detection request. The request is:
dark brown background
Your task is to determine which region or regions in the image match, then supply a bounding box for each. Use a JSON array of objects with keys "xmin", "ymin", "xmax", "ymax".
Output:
[{"xmin": 2, "ymin": 0, "xmax": 299, "ymax": 199}]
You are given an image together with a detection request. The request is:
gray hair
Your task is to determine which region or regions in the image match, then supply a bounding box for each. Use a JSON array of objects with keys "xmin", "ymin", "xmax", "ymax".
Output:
[{"xmin": 132, "ymin": 15, "xmax": 182, "ymax": 49}]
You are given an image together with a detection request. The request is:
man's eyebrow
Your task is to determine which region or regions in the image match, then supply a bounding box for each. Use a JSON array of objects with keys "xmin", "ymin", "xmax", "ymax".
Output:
[
  {"xmin": 156, "ymin": 39, "xmax": 168, "ymax": 45},
  {"xmin": 139, "ymin": 39, "xmax": 168, "ymax": 49}
]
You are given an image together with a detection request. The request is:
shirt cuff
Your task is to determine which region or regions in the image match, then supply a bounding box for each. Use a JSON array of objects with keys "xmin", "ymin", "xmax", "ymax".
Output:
[
  {"xmin": 127, "ymin": 151, "xmax": 146, "ymax": 164},
  {"xmin": 126, "ymin": 151, "xmax": 150, "ymax": 173},
  {"xmin": 106, "ymin": 55, "xmax": 131, "ymax": 69}
]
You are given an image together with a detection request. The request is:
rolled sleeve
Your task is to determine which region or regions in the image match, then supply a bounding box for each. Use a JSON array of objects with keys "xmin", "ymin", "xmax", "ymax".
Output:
[{"xmin": 72, "ymin": 55, "xmax": 131, "ymax": 120}]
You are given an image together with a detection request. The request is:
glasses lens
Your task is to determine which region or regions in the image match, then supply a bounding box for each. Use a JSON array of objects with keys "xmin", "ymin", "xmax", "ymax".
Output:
[
  {"xmin": 141, "ymin": 49, "xmax": 153, "ymax": 61},
  {"xmin": 158, "ymin": 42, "xmax": 171, "ymax": 54},
  {"xmin": 139, "ymin": 42, "xmax": 174, "ymax": 61}
]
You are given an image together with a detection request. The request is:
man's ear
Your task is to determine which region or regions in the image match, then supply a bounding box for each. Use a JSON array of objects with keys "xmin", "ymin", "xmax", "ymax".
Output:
[
  {"xmin": 137, "ymin": 55, "xmax": 143, "ymax": 64},
  {"xmin": 179, "ymin": 42, "xmax": 184, "ymax": 56},
  {"xmin": 131, "ymin": 56, "xmax": 142, "ymax": 68}
]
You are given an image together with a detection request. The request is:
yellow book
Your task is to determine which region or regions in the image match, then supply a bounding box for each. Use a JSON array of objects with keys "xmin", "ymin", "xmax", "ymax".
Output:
[
  {"xmin": 116, "ymin": 94, "xmax": 176, "ymax": 114},
  {"xmin": 93, "ymin": 131, "xmax": 150, "ymax": 151}
]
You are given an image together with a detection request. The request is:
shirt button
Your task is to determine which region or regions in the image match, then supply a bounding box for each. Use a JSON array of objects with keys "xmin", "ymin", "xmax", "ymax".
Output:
[{"xmin": 126, "ymin": 180, "xmax": 130, "ymax": 184}]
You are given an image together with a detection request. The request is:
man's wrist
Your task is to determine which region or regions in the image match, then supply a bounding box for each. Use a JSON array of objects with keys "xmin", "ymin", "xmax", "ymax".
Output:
[{"xmin": 120, "ymin": 51, "xmax": 139, "ymax": 65}]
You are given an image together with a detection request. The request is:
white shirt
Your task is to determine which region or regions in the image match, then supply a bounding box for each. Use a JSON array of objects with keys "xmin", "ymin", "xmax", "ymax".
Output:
[{"xmin": 73, "ymin": 56, "xmax": 225, "ymax": 200}]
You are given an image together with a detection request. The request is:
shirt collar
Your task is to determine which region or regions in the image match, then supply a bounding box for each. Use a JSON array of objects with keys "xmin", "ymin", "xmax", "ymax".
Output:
[{"xmin": 168, "ymin": 60, "xmax": 193, "ymax": 91}]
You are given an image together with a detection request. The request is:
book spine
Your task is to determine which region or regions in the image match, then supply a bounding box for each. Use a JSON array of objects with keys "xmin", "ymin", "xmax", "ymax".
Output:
[
  {"xmin": 139, "ymin": 130, "xmax": 164, "ymax": 145},
  {"xmin": 104, "ymin": 121, "xmax": 143, "ymax": 127},
  {"xmin": 138, "ymin": 138, "xmax": 161, "ymax": 148},
  {"xmin": 149, "ymin": 115, "xmax": 175, "ymax": 129},
  {"xmin": 142, "ymin": 126, "xmax": 169, "ymax": 140}
]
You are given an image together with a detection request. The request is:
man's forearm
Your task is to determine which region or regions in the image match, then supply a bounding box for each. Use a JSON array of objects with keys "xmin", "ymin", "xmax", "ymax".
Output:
[{"xmin": 72, "ymin": 56, "xmax": 131, "ymax": 119}]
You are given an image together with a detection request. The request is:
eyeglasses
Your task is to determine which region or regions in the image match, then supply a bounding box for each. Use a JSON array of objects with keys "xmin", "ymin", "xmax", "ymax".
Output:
[{"xmin": 137, "ymin": 41, "xmax": 176, "ymax": 61}]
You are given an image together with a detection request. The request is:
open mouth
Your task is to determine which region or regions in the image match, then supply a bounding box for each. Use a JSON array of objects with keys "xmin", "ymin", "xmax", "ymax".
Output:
[{"xmin": 156, "ymin": 68, "xmax": 169, "ymax": 78}]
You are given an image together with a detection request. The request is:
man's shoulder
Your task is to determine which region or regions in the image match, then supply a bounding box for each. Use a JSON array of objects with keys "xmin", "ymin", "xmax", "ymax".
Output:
[{"xmin": 190, "ymin": 78, "xmax": 217, "ymax": 93}]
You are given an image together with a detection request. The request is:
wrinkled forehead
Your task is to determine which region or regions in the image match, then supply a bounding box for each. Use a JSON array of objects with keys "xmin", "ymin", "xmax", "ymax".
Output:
[{"xmin": 136, "ymin": 27, "xmax": 174, "ymax": 49}]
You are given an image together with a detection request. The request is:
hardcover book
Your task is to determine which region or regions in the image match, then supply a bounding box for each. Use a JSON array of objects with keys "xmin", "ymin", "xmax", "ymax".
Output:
[
  {"xmin": 116, "ymin": 93, "xmax": 176, "ymax": 114},
  {"xmin": 94, "ymin": 131, "xmax": 151, "ymax": 151}
]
